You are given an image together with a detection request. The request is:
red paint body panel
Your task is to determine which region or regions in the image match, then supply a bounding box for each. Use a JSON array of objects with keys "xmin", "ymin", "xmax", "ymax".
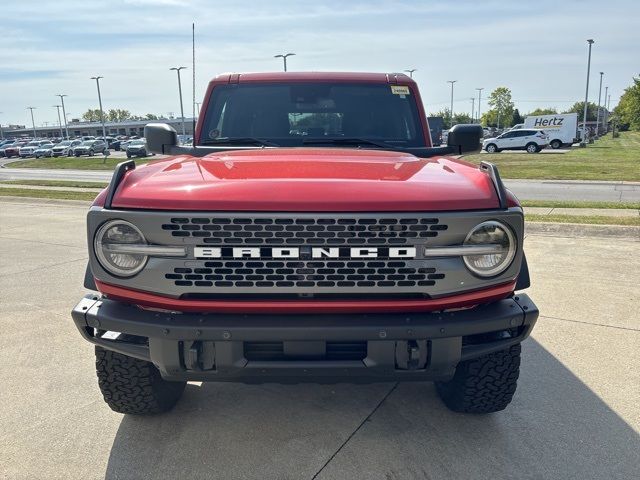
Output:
[
  {"xmin": 109, "ymin": 149, "xmax": 502, "ymax": 211},
  {"xmin": 96, "ymin": 279, "xmax": 516, "ymax": 314}
]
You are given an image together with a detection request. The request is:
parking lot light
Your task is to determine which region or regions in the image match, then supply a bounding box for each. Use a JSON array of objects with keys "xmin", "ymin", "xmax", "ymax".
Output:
[
  {"xmin": 170, "ymin": 67, "xmax": 187, "ymax": 136},
  {"xmin": 447, "ymin": 80, "xmax": 457, "ymax": 128},
  {"xmin": 90, "ymin": 76, "xmax": 108, "ymax": 162},
  {"xmin": 53, "ymin": 105, "xmax": 63, "ymax": 138},
  {"xmin": 274, "ymin": 53, "xmax": 295, "ymax": 72},
  {"xmin": 476, "ymin": 88, "xmax": 484, "ymax": 124},
  {"xmin": 596, "ymin": 72, "xmax": 604, "ymax": 137},
  {"xmin": 404, "ymin": 69, "xmax": 417, "ymax": 78},
  {"xmin": 56, "ymin": 94, "xmax": 69, "ymax": 138},
  {"xmin": 581, "ymin": 39, "xmax": 594, "ymax": 146},
  {"xmin": 27, "ymin": 107, "xmax": 37, "ymax": 138}
]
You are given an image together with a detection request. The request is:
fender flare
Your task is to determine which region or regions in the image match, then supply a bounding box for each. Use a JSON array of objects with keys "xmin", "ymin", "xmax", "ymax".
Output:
[{"xmin": 515, "ymin": 253, "xmax": 530, "ymax": 290}]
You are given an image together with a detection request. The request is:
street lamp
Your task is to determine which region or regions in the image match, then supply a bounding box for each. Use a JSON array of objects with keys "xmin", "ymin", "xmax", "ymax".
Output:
[
  {"xmin": 404, "ymin": 69, "xmax": 417, "ymax": 78},
  {"xmin": 56, "ymin": 94, "xmax": 69, "ymax": 138},
  {"xmin": 581, "ymin": 39, "xmax": 594, "ymax": 146},
  {"xmin": 470, "ymin": 97, "xmax": 475, "ymax": 122},
  {"xmin": 27, "ymin": 107, "xmax": 37, "ymax": 138},
  {"xmin": 90, "ymin": 76, "xmax": 108, "ymax": 161},
  {"xmin": 170, "ymin": 67, "xmax": 187, "ymax": 136},
  {"xmin": 0, "ymin": 111, "xmax": 3, "ymax": 140},
  {"xmin": 476, "ymin": 87, "xmax": 484, "ymax": 124},
  {"xmin": 274, "ymin": 53, "xmax": 295, "ymax": 72},
  {"xmin": 53, "ymin": 105, "xmax": 64, "ymax": 138},
  {"xmin": 603, "ymin": 86, "xmax": 609, "ymax": 130},
  {"xmin": 447, "ymin": 80, "xmax": 457, "ymax": 128},
  {"xmin": 595, "ymin": 71, "xmax": 604, "ymax": 137}
]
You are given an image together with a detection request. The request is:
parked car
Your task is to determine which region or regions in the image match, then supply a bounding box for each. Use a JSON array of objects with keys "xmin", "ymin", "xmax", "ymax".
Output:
[
  {"xmin": 74, "ymin": 140, "xmax": 107, "ymax": 157},
  {"xmin": 2, "ymin": 142, "xmax": 28, "ymax": 158},
  {"xmin": 51, "ymin": 140, "xmax": 82, "ymax": 157},
  {"xmin": 119, "ymin": 140, "xmax": 132, "ymax": 152},
  {"xmin": 0, "ymin": 140, "xmax": 17, "ymax": 157},
  {"xmin": 19, "ymin": 141, "xmax": 46, "ymax": 158},
  {"xmin": 482, "ymin": 129, "xmax": 549, "ymax": 153},
  {"xmin": 34, "ymin": 143, "xmax": 55, "ymax": 158},
  {"xmin": 126, "ymin": 139, "xmax": 151, "ymax": 158}
]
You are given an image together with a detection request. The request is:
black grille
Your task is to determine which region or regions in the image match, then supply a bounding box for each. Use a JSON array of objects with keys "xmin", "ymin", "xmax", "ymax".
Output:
[
  {"xmin": 162, "ymin": 216, "xmax": 447, "ymax": 245},
  {"xmin": 165, "ymin": 260, "xmax": 445, "ymax": 289},
  {"xmin": 244, "ymin": 342, "xmax": 368, "ymax": 361}
]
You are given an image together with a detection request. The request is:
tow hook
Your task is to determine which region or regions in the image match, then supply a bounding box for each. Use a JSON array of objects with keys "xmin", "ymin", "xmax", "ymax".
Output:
[
  {"xmin": 395, "ymin": 340, "xmax": 428, "ymax": 370},
  {"xmin": 184, "ymin": 341, "xmax": 216, "ymax": 371}
]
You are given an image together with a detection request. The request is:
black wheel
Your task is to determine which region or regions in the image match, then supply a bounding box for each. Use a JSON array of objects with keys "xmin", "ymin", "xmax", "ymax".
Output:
[
  {"xmin": 126, "ymin": 154, "xmax": 132, "ymax": 158},
  {"xmin": 550, "ymin": 139, "xmax": 562, "ymax": 149},
  {"xmin": 89, "ymin": 150, "xmax": 95, "ymax": 156},
  {"xmin": 525, "ymin": 143, "xmax": 539, "ymax": 153},
  {"xmin": 95, "ymin": 347, "xmax": 186, "ymax": 415},
  {"xmin": 435, "ymin": 344, "xmax": 521, "ymax": 414},
  {"xmin": 75, "ymin": 153, "xmax": 80, "ymax": 157}
]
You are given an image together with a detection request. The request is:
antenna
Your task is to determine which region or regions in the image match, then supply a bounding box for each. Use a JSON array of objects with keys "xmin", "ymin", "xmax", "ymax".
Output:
[{"xmin": 192, "ymin": 22, "xmax": 196, "ymax": 147}]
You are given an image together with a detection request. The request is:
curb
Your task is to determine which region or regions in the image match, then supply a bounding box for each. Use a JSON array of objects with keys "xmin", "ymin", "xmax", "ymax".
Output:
[
  {"xmin": 0, "ymin": 196, "xmax": 92, "ymax": 207},
  {"xmin": 526, "ymin": 222, "xmax": 639, "ymax": 240}
]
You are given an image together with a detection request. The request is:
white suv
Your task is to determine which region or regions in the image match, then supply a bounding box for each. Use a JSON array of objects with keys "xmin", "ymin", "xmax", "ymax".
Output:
[{"xmin": 482, "ymin": 129, "xmax": 549, "ymax": 154}]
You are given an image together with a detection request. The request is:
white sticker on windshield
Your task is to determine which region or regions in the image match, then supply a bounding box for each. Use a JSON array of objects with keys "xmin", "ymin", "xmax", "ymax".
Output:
[{"xmin": 391, "ymin": 85, "xmax": 410, "ymax": 95}]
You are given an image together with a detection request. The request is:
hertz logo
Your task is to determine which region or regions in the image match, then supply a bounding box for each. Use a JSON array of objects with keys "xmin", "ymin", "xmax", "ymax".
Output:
[{"xmin": 533, "ymin": 117, "xmax": 564, "ymax": 127}]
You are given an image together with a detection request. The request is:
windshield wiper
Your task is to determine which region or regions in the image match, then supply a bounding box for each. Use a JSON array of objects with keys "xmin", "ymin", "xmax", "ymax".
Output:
[
  {"xmin": 302, "ymin": 137, "xmax": 399, "ymax": 149},
  {"xmin": 201, "ymin": 137, "xmax": 278, "ymax": 147}
]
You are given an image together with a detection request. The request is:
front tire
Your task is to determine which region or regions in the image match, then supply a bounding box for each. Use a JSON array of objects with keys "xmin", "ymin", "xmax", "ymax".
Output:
[
  {"xmin": 435, "ymin": 344, "xmax": 521, "ymax": 414},
  {"xmin": 485, "ymin": 144, "xmax": 498, "ymax": 153},
  {"xmin": 95, "ymin": 347, "xmax": 186, "ymax": 415},
  {"xmin": 526, "ymin": 143, "xmax": 539, "ymax": 153}
]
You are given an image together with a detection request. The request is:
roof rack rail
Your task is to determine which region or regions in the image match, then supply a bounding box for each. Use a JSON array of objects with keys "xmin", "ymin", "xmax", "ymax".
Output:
[
  {"xmin": 480, "ymin": 161, "xmax": 508, "ymax": 209},
  {"xmin": 104, "ymin": 160, "xmax": 135, "ymax": 209}
]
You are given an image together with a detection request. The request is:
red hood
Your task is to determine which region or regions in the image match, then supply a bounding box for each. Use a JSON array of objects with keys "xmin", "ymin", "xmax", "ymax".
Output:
[{"xmin": 106, "ymin": 148, "xmax": 503, "ymax": 211}]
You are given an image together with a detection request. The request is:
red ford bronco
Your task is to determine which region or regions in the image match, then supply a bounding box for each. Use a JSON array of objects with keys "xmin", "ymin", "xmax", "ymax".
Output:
[{"xmin": 72, "ymin": 72, "xmax": 538, "ymax": 415}]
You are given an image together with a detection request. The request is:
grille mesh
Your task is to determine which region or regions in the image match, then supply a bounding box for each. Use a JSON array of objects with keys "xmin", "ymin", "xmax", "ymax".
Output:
[
  {"xmin": 165, "ymin": 260, "xmax": 445, "ymax": 289},
  {"xmin": 162, "ymin": 216, "xmax": 448, "ymax": 245}
]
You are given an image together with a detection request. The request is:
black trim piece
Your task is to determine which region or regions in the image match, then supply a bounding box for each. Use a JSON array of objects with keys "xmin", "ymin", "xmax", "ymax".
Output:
[
  {"xmin": 83, "ymin": 262, "xmax": 97, "ymax": 290},
  {"xmin": 104, "ymin": 160, "xmax": 135, "ymax": 209},
  {"xmin": 515, "ymin": 253, "xmax": 530, "ymax": 290},
  {"xmin": 480, "ymin": 161, "xmax": 508, "ymax": 209}
]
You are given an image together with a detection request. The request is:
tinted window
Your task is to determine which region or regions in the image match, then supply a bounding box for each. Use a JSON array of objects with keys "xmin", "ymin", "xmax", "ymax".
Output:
[{"xmin": 201, "ymin": 83, "xmax": 426, "ymax": 147}]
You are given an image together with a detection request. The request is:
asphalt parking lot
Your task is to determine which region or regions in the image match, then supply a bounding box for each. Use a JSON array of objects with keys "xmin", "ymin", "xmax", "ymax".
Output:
[{"xmin": 1, "ymin": 197, "xmax": 638, "ymax": 480}]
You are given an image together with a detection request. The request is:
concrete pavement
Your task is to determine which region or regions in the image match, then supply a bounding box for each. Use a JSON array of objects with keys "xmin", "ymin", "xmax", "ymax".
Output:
[{"xmin": 0, "ymin": 197, "xmax": 638, "ymax": 479}]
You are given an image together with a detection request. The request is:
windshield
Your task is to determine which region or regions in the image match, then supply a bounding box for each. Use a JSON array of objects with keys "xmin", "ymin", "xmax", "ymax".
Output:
[
  {"xmin": 57, "ymin": 141, "xmax": 72, "ymax": 146},
  {"xmin": 130, "ymin": 139, "xmax": 145, "ymax": 145},
  {"xmin": 81, "ymin": 141, "xmax": 94, "ymax": 146},
  {"xmin": 200, "ymin": 82, "xmax": 426, "ymax": 148}
]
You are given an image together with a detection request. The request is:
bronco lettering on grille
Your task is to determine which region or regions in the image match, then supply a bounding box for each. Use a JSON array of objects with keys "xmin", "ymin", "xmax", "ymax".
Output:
[{"xmin": 193, "ymin": 246, "xmax": 417, "ymax": 259}]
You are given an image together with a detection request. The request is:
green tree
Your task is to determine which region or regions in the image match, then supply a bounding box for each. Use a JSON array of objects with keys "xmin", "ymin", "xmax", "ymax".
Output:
[
  {"xmin": 452, "ymin": 113, "xmax": 473, "ymax": 125},
  {"xmin": 563, "ymin": 101, "xmax": 598, "ymax": 121},
  {"xmin": 485, "ymin": 87, "xmax": 515, "ymax": 128},
  {"xmin": 428, "ymin": 110, "xmax": 473, "ymax": 129},
  {"xmin": 145, "ymin": 113, "xmax": 159, "ymax": 120},
  {"xmin": 512, "ymin": 108, "xmax": 523, "ymax": 125},
  {"xmin": 613, "ymin": 76, "xmax": 640, "ymax": 131},
  {"xmin": 81, "ymin": 108, "xmax": 102, "ymax": 122},
  {"xmin": 107, "ymin": 109, "xmax": 131, "ymax": 122},
  {"xmin": 527, "ymin": 107, "xmax": 558, "ymax": 116}
]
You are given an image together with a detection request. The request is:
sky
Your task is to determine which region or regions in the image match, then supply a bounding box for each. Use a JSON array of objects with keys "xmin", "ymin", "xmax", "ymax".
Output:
[{"xmin": 1, "ymin": 0, "xmax": 638, "ymax": 128}]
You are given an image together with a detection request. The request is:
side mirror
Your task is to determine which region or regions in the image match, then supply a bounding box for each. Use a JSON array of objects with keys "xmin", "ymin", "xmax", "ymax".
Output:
[
  {"xmin": 144, "ymin": 123, "xmax": 178, "ymax": 154},
  {"xmin": 447, "ymin": 124, "xmax": 483, "ymax": 154}
]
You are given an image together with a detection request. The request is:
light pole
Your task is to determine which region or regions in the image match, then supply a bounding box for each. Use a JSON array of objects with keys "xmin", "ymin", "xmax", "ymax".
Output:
[
  {"xmin": 27, "ymin": 107, "xmax": 37, "ymax": 138},
  {"xmin": 274, "ymin": 53, "xmax": 295, "ymax": 72},
  {"xmin": 470, "ymin": 97, "xmax": 475, "ymax": 122},
  {"xmin": 595, "ymin": 72, "xmax": 604, "ymax": 137},
  {"xmin": 581, "ymin": 39, "xmax": 594, "ymax": 146},
  {"xmin": 447, "ymin": 80, "xmax": 457, "ymax": 128},
  {"xmin": 476, "ymin": 87, "xmax": 484, "ymax": 124},
  {"xmin": 603, "ymin": 86, "xmax": 609, "ymax": 132},
  {"xmin": 0, "ymin": 111, "xmax": 3, "ymax": 140},
  {"xmin": 53, "ymin": 105, "xmax": 64, "ymax": 138},
  {"xmin": 90, "ymin": 76, "xmax": 108, "ymax": 161},
  {"xmin": 404, "ymin": 69, "xmax": 417, "ymax": 78},
  {"xmin": 56, "ymin": 94, "xmax": 69, "ymax": 138},
  {"xmin": 170, "ymin": 67, "xmax": 187, "ymax": 136}
]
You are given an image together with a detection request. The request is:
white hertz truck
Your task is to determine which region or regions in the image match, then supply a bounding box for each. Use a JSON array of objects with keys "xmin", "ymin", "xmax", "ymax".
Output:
[{"xmin": 523, "ymin": 113, "xmax": 580, "ymax": 149}]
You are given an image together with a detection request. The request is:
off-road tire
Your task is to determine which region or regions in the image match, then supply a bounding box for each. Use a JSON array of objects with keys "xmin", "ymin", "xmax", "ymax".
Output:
[
  {"xmin": 435, "ymin": 343, "xmax": 521, "ymax": 414},
  {"xmin": 95, "ymin": 346, "xmax": 186, "ymax": 415},
  {"xmin": 485, "ymin": 143, "xmax": 498, "ymax": 153},
  {"xmin": 550, "ymin": 139, "xmax": 562, "ymax": 149},
  {"xmin": 526, "ymin": 142, "xmax": 538, "ymax": 153}
]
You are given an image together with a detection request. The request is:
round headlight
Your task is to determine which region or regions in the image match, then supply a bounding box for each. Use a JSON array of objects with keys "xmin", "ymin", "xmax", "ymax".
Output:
[
  {"xmin": 463, "ymin": 221, "xmax": 516, "ymax": 277},
  {"xmin": 95, "ymin": 220, "xmax": 147, "ymax": 277}
]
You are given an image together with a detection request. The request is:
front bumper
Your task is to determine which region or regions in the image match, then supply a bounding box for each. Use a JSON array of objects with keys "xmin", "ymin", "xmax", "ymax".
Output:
[{"xmin": 72, "ymin": 293, "xmax": 538, "ymax": 383}]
